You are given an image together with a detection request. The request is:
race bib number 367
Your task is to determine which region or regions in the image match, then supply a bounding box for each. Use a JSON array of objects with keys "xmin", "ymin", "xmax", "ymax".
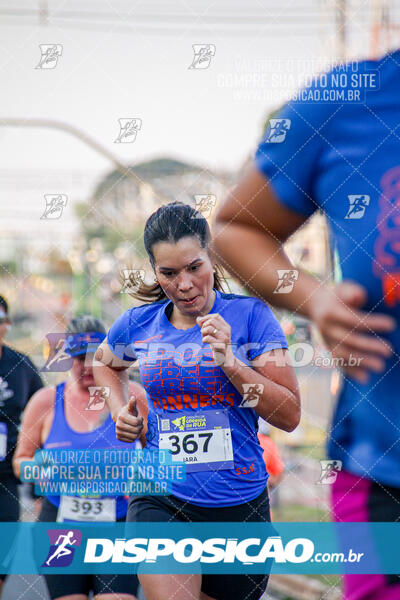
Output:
[{"xmin": 158, "ymin": 410, "xmax": 234, "ymax": 472}]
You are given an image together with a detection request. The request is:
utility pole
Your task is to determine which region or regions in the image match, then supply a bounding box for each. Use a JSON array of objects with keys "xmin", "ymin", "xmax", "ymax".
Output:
[
  {"xmin": 0, "ymin": 118, "xmax": 145, "ymax": 188},
  {"xmin": 371, "ymin": 0, "xmax": 382, "ymax": 58},
  {"xmin": 370, "ymin": 0, "xmax": 392, "ymax": 59},
  {"xmin": 336, "ymin": 0, "xmax": 347, "ymax": 61},
  {"xmin": 38, "ymin": 0, "xmax": 48, "ymax": 25}
]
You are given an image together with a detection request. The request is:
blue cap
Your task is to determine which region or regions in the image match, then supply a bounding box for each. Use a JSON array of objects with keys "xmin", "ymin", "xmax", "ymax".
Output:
[{"xmin": 64, "ymin": 331, "xmax": 106, "ymax": 357}]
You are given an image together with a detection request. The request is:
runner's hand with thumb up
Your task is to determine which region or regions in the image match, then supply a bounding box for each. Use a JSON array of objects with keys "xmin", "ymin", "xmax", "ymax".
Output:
[{"xmin": 115, "ymin": 395, "xmax": 144, "ymax": 443}]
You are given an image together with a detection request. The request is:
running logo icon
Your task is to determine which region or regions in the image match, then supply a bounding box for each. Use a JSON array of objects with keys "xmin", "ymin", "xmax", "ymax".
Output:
[
  {"xmin": 86, "ymin": 387, "xmax": 110, "ymax": 411},
  {"xmin": 239, "ymin": 384, "xmax": 264, "ymax": 408},
  {"xmin": 121, "ymin": 269, "xmax": 145, "ymax": 293},
  {"xmin": 41, "ymin": 334, "xmax": 73, "ymax": 372},
  {"xmin": 42, "ymin": 529, "xmax": 81, "ymax": 567},
  {"xmin": 193, "ymin": 195, "xmax": 216, "ymax": 219},
  {"xmin": 114, "ymin": 118, "xmax": 142, "ymax": 143},
  {"xmin": 345, "ymin": 195, "xmax": 370, "ymax": 219},
  {"xmin": 265, "ymin": 119, "xmax": 291, "ymax": 143},
  {"xmin": 172, "ymin": 416, "xmax": 186, "ymax": 431},
  {"xmin": 273, "ymin": 270, "xmax": 299, "ymax": 294},
  {"xmin": 36, "ymin": 45, "xmax": 63, "ymax": 69},
  {"xmin": 188, "ymin": 44, "xmax": 216, "ymax": 69},
  {"xmin": 41, "ymin": 195, "xmax": 68, "ymax": 220},
  {"xmin": 317, "ymin": 460, "xmax": 342, "ymax": 485},
  {"xmin": 0, "ymin": 377, "xmax": 14, "ymax": 406}
]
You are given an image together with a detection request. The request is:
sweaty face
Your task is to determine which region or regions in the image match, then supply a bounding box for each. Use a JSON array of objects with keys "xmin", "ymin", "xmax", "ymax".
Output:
[{"xmin": 152, "ymin": 236, "xmax": 215, "ymax": 316}]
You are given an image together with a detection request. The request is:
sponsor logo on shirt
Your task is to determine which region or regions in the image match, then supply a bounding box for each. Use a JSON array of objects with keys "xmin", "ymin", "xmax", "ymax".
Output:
[
  {"xmin": 172, "ymin": 416, "xmax": 207, "ymax": 431},
  {"xmin": 0, "ymin": 377, "xmax": 14, "ymax": 405},
  {"xmin": 172, "ymin": 416, "xmax": 186, "ymax": 431}
]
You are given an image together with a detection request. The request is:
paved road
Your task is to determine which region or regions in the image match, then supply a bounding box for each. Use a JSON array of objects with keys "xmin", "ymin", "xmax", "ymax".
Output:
[
  {"xmin": 1, "ymin": 574, "xmax": 283, "ymax": 600},
  {"xmin": 2, "ymin": 574, "xmax": 49, "ymax": 600},
  {"xmin": 1, "ymin": 575, "xmax": 148, "ymax": 600},
  {"xmin": 1, "ymin": 576, "xmax": 284, "ymax": 600}
]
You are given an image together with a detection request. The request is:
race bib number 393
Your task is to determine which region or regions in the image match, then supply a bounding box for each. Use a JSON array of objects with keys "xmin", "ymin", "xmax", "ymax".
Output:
[
  {"xmin": 57, "ymin": 496, "xmax": 116, "ymax": 522},
  {"xmin": 158, "ymin": 410, "xmax": 234, "ymax": 472}
]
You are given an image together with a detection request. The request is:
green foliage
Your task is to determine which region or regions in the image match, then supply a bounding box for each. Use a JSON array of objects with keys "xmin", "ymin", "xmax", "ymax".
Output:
[
  {"xmin": 75, "ymin": 201, "xmax": 146, "ymax": 256},
  {"xmin": 0, "ymin": 261, "xmax": 17, "ymax": 275},
  {"xmin": 273, "ymin": 504, "xmax": 330, "ymax": 523}
]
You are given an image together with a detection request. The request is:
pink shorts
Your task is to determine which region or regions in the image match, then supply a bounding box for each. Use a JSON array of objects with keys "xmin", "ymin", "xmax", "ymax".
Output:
[{"xmin": 331, "ymin": 469, "xmax": 400, "ymax": 600}]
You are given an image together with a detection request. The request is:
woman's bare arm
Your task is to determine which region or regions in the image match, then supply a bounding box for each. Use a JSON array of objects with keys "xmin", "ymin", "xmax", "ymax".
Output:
[
  {"xmin": 13, "ymin": 387, "xmax": 55, "ymax": 479},
  {"xmin": 222, "ymin": 348, "xmax": 300, "ymax": 432},
  {"xmin": 93, "ymin": 340, "xmax": 145, "ymax": 442},
  {"xmin": 212, "ymin": 165, "xmax": 315, "ymax": 313},
  {"xmin": 213, "ymin": 165, "xmax": 396, "ymax": 382}
]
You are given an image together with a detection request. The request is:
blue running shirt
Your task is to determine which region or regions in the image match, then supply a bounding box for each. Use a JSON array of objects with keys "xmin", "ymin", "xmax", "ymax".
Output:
[
  {"xmin": 255, "ymin": 50, "xmax": 400, "ymax": 487},
  {"xmin": 107, "ymin": 289, "xmax": 288, "ymax": 507}
]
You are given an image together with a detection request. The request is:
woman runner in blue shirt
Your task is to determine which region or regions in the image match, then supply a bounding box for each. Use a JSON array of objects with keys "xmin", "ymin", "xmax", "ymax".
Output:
[{"xmin": 94, "ymin": 201, "xmax": 300, "ymax": 600}]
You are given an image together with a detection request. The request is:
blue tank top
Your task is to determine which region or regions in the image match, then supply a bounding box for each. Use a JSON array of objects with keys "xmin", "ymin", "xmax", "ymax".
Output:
[
  {"xmin": 43, "ymin": 381, "xmax": 135, "ymax": 519},
  {"xmin": 107, "ymin": 289, "xmax": 289, "ymax": 507}
]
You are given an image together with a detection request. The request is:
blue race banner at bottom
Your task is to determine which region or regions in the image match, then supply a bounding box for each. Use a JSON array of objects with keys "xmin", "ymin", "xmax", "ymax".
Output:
[{"xmin": 0, "ymin": 522, "xmax": 397, "ymax": 575}]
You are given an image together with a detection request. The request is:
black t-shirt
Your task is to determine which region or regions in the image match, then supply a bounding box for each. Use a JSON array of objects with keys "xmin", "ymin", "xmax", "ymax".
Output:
[{"xmin": 0, "ymin": 345, "xmax": 43, "ymax": 475}]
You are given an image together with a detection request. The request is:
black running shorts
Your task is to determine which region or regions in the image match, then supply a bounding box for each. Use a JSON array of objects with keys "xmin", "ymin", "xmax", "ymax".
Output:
[
  {"xmin": 127, "ymin": 486, "xmax": 271, "ymax": 600},
  {"xmin": 38, "ymin": 497, "xmax": 139, "ymax": 599}
]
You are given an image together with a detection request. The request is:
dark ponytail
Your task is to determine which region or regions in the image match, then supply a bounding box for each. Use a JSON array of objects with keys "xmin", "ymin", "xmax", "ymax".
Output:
[{"xmin": 122, "ymin": 201, "xmax": 228, "ymax": 303}]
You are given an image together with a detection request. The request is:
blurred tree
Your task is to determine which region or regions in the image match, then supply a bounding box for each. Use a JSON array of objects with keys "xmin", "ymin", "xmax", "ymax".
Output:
[{"xmin": 75, "ymin": 157, "xmax": 227, "ymax": 257}]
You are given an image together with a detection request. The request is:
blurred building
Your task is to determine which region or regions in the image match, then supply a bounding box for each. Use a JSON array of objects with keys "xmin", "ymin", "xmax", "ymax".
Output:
[{"xmin": 84, "ymin": 157, "xmax": 230, "ymax": 237}]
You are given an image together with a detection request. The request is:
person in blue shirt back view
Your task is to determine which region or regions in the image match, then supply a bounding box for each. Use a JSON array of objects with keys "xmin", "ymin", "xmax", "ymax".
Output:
[
  {"xmin": 213, "ymin": 48, "xmax": 400, "ymax": 600},
  {"xmin": 94, "ymin": 201, "xmax": 300, "ymax": 600}
]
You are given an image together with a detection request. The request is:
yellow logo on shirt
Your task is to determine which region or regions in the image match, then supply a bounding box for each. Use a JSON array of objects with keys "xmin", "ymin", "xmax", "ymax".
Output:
[{"xmin": 172, "ymin": 416, "xmax": 186, "ymax": 431}]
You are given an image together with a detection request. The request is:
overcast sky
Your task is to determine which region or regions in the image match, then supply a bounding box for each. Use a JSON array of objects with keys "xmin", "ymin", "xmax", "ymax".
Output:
[
  {"xmin": 0, "ymin": 0, "xmax": 393, "ymax": 237},
  {"xmin": 0, "ymin": 0, "xmax": 358, "ymax": 174}
]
